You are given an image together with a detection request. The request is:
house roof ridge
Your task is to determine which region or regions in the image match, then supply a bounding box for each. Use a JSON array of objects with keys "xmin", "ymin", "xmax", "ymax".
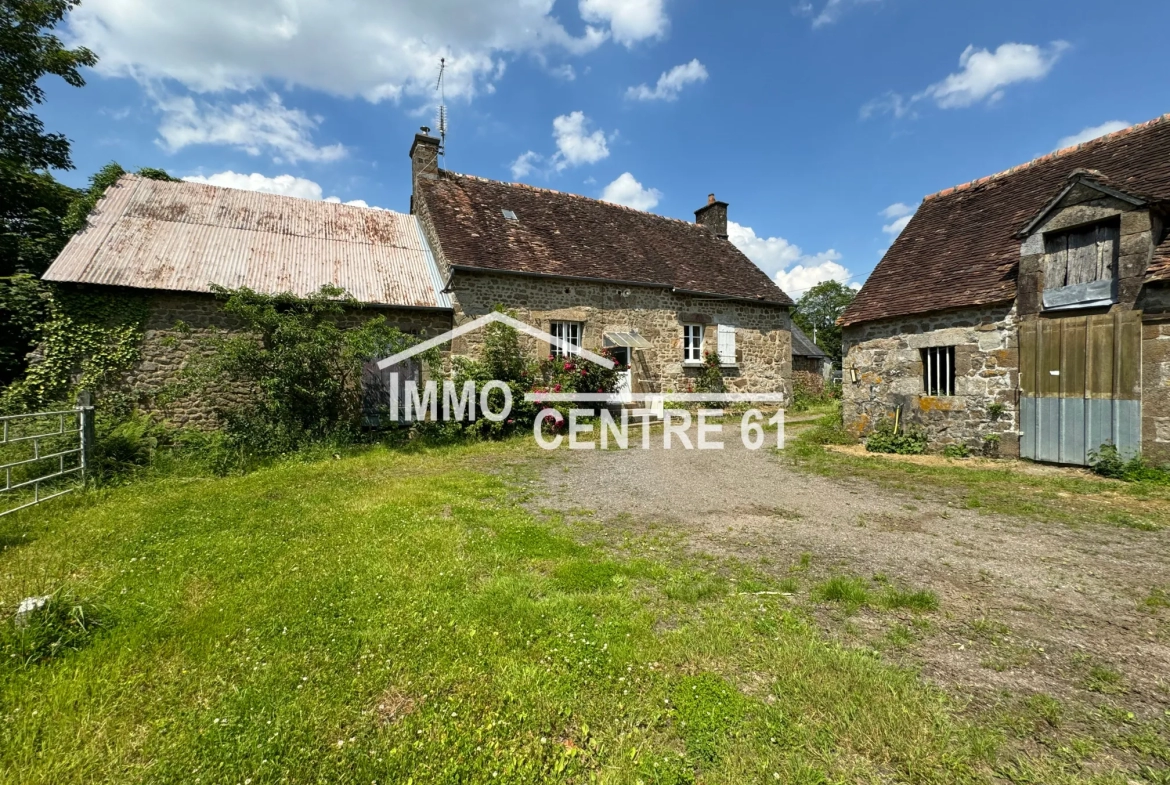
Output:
[
  {"xmin": 439, "ymin": 170, "xmax": 711, "ymax": 230},
  {"xmin": 921, "ymin": 113, "xmax": 1170, "ymax": 203},
  {"xmin": 128, "ymin": 172, "xmax": 401, "ymax": 214}
]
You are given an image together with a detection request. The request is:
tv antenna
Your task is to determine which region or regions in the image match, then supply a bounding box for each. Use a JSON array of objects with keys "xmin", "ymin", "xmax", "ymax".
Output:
[{"xmin": 435, "ymin": 57, "xmax": 447, "ymax": 158}]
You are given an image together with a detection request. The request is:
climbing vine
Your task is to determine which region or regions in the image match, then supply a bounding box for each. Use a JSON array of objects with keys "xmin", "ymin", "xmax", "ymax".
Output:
[{"xmin": 0, "ymin": 279, "xmax": 150, "ymax": 413}]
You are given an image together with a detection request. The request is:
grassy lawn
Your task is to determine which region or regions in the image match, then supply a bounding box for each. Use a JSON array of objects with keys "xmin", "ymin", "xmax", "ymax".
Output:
[
  {"xmin": 784, "ymin": 430, "xmax": 1170, "ymax": 532},
  {"xmin": 0, "ymin": 441, "xmax": 1160, "ymax": 783}
]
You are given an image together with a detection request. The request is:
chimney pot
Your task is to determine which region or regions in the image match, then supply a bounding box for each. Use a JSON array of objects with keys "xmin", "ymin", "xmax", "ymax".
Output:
[{"xmin": 694, "ymin": 194, "xmax": 729, "ymax": 239}]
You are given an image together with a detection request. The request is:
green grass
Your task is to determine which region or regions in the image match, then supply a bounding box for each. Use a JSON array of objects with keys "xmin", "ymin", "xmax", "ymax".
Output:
[
  {"xmin": 0, "ymin": 440, "xmax": 1154, "ymax": 783},
  {"xmin": 785, "ymin": 425, "xmax": 1170, "ymax": 531}
]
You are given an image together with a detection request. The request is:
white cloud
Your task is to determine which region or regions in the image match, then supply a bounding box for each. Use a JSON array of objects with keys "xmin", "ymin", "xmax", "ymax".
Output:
[
  {"xmin": 324, "ymin": 196, "xmax": 372, "ymax": 208},
  {"xmin": 626, "ymin": 59, "xmax": 708, "ymax": 101},
  {"xmin": 550, "ymin": 64, "xmax": 576, "ymax": 81},
  {"xmin": 775, "ymin": 259, "xmax": 853, "ymax": 295},
  {"xmin": 156, "ymin": 93, "xmax": 345, "ymax": 164},
  {"xmin": 863, "ymin": 41, "xmax": 1069, "ymax": 119},
  {"xmin": 1056, "ymin": 120, "xmax": 1131, "ymax": 150},
  {"xmin": 182, "ymin": 170, "xmax": 377, "ymax": 207},
  {"xmin": 579, "ymin": 0, "xmax": 668, "ymax": 47},
  {"xmin": 920, "ymin": 41, "xmax": 1069, "ymax": 108},
  {"xmin": 67, "ymin": 0, "xmax": 669, "ymax": 103},
  {"xmin": 552, "ymin": 111, "xmax": 610, "ymax": 170},
  {"xmin": 879, "ymin": 202, "xmax": 915, "ymax": 236},
  {"xmin": 510, "ymin": 150, "xmax": 542, "ymax": 179},
  {"xmin": 799, "ymin": 0, "xmax": 880, "ymax": 28},
  {"xmin": 727, "ymin": 220, "xmax": 851, "ymax": 295},
  {"xmin": 600, "ymin": 172, "xmax": 661, "ymax": 210},
  {"xmin": 183, "ymin": 171, "xmax": 324, "ymax": 199}
]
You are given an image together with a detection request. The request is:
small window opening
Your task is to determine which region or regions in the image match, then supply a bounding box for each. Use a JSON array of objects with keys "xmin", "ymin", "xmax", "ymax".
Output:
[
  {"xmin": 1043, "ymin": 220, "xmax": 1119, "ymax": 290},
  {"xmin": 502, "ymin": 209, "xmax": 518, "ymax": 221},
  {"xmin": 921, "ymin": 346, "xmax": 955, "ymax": 396}
]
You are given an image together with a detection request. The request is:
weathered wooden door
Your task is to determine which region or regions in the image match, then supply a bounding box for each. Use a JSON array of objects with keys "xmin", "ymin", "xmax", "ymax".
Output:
[{"xmin": 1019, "ymin": 312, "xmax": 1141, "ymax": 465}]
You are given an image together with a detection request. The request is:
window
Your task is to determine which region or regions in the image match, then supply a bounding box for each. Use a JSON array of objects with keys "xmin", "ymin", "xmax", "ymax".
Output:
[
  {"xmin": 717, "ymin": 324, "xmax": 737, "ymax": 366},
  {"xmin": 921, "ymin": 346, "xmax": 955, "ymax": 396},
  {"xmin": 1044, "ymin": 221, "xmax": 1118, "ymax": 289},
  {"xmin": 683, "ymin": 324, "xmax": 703, "ymax": 363},
  {"xmin": 549, "ymin": 321, "xmax": 581, "ymax": 358},
  {"xmin": 501, "ymin": 209, "xmax": 518, "ymax": 221}
]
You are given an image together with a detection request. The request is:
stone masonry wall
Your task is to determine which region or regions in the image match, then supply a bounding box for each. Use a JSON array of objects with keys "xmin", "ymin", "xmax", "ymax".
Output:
[
  {"xmin": 447, "ymin": 271, "xmax": 792, "ymax": 396},
  {"xmin": 842, "ymin": 304, "xmax": 1019, "ymax": 455},
  {"xmin": 122, "ymin": 292, "xmax": 451, "ymax": 427},
  {"xmin": 1139, "ymin": 283, "xmax": 1170, "ymax": 464}
]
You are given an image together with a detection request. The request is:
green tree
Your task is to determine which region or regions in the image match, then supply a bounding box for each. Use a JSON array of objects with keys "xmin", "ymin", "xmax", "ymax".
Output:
[
  {"xmin": 1, "ymin": 0, "xmax": 97, "ymax": 172},
  {"xmin": 792, "ymin": 280, "xmax": 856, "ymax": 366}
]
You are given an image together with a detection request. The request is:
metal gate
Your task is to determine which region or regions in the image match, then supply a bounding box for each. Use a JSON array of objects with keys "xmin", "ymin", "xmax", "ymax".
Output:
[{"xmin": 1019, "ymin": 311, "xmax": 1141, "ymax": 465}]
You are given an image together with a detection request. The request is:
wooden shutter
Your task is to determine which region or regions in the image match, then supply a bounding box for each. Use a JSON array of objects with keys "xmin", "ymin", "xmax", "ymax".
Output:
[{"xmin": 717, "ymin": 325, "xmax": 736, "ymax": 365}]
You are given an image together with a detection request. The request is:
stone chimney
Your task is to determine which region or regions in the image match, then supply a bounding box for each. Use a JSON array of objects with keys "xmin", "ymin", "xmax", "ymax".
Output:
[
  {"xmin": 694, "ymin": 193, "xmax": 728, "ymax": 239},
  {"xmin": 409, "ymin": 126, "xmax": 441, "ymax": 183}
]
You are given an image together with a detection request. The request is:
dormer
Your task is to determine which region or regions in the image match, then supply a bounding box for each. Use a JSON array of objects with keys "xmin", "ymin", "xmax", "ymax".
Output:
[{"xmin": 1016, "ymin": 170, "xmax": 1162, "ymax": 316}]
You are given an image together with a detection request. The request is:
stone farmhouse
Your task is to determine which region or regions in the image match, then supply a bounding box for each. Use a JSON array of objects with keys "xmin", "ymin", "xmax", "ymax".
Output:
[
  {"xmin": 840, "ymin": 113, "xmax": 1170, "ymax": 465},
  {"xmin": 42, "ymin": 129, "xmax": 794, "ymax": 423}
]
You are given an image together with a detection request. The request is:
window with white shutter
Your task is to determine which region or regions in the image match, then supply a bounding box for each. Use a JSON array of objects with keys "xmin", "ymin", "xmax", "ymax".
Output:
[{"xmin": 717, "ymin": 324, "xmax": 736, "ymax": 365}]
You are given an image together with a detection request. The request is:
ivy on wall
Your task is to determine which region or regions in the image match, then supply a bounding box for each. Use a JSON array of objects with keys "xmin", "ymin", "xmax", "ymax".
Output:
[{"xmin": 0, "ymin": 279, "xmax": 150, "ymax": 413}]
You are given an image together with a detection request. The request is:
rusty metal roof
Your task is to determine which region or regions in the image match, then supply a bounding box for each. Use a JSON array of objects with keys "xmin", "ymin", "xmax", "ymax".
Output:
[{"xmin": 44, "ymin": 174, "xmax": 452, "ymax": 309}]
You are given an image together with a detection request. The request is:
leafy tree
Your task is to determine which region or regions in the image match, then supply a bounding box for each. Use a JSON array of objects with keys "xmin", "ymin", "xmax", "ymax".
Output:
[
  {"xmin": 792, "ymin": 280, "xmax": 856, "ymax": 366},
  {"xmin": 1, "ymin": 0, "xmax": 97, "ymax": 172}
]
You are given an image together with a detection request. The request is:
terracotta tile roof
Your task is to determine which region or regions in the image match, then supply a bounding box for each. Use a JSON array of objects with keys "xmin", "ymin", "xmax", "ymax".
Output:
[
  {"xmin": 416, "ymin": 172, "xmax": 792, "ymax": 305},
  {"xmin": 44, "ymin": 175, "xmax": 452, "ymax": 309},
  {"xmin": 841, "ymin": 113, "xmax": 1170, "ymax": 327}
]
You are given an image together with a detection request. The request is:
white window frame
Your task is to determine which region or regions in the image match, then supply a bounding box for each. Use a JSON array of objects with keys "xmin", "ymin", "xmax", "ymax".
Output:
[
  {"xmin": 549, "ymin": 321, "xmax": 582, "ymax": 358},
  {"xmin": 921, "ymin": 346, "xmax": 955, "ymax": 396},
  {"xmin": 682, "ymin": 324, "xmax": 704, "ymax": 364},
  {"xmin": 717, "ymin": 324, "xmax": 737, "ymax": 366}
]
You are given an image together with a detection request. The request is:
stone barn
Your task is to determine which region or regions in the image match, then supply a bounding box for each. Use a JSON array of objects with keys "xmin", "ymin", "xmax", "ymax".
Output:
[{"xmin": 840, "ymin": 113, "xmax": 1170, "ymax": 465}]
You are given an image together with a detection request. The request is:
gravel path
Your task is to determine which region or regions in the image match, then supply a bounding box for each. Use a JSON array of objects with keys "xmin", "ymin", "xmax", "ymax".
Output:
[{"xmin": 533, "ymin": 432, "xmax": 1170, "ymax": 716}]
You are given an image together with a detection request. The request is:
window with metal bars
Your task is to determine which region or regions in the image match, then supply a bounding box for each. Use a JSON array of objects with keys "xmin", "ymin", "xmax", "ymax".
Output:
[{"xmin": 921, "ymin": 346, "xmax": 956, "ymax": 396}]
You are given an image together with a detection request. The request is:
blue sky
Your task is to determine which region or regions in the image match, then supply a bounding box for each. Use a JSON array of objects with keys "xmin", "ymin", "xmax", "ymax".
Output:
[{"xmin": 40, "ymin": 0, "xmax": 1170, "ymax": 298}]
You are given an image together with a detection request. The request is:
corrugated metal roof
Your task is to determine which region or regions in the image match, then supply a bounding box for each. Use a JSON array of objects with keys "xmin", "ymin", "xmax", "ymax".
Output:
[{"xmin": 43, "ymin": 174, "xmax": 452, "ymax": 309}]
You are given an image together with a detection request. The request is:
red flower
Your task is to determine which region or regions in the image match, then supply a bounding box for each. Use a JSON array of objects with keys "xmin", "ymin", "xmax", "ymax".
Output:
[
  {"xmin": 554, "ymin": 384, "xmax": 562, "ymax": 392},
  {"xmin": 563, "ymin": 361, "xmax": 574, "ymax": 371}
]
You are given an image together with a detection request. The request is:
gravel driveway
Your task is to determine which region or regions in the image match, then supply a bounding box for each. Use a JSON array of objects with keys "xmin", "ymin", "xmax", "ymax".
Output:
[{"xmin": 531, "ymin": 432, "xmax": 1170, "ymax": 719}]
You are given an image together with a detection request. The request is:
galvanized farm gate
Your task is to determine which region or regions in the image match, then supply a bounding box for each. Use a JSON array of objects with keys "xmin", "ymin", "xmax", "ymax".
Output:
[
  {"xmin": 0, "ymin": 393, "xmax": 94, "ymax": 516},
  {"xmin": 1019, "ymin": 312, "xmax": 1141, "ymax": 465}
]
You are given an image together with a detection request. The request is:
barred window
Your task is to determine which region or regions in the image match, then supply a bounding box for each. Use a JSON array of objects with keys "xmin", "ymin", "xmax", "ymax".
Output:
[{"xmin": 922, "ymin": 346, "xmax": 955, "ymax": 396}]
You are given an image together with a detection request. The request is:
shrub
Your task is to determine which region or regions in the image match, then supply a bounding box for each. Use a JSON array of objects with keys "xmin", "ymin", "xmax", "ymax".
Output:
[
  {"xmin": 693, "ymin": 351, "xmax": 725, "ymax": 394},
  {"xmin": 865, "ymin": 418, "xmax": 927, "ymax": 455},
  {"xmin": 186, "ymin": 285, "xmax": 427, "ymax": 456},
  {"xmin": 789, "ymin": 370, "xmax": 840, "ymax": 413},
  {"xmin": 942, "ymin": 443, "xmax": 970, "ymax": 459},
  {"xmin": 987, "ymin": 402, "xmax": 1005, "ymax": 421},
  {"xmin": 981, "ymin": 432, "xmax": 1002, "ymax": 458},
  {"xmin": 1089, "ymin": 444, "xmax": 1170, "ymax": 484}
]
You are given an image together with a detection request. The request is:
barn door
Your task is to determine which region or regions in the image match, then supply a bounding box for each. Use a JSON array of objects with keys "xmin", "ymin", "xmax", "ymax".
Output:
[{"xmin": 1019, "ymin": 312, "xmax": 1141, "ymax": 465}]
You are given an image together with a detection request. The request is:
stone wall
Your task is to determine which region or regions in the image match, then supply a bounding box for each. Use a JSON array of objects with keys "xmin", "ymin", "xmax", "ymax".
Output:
[
  {"xmin": 842, "ymin": 304, "xmax": 1019, "ymax": 455},
  {"xmin": 447, "ymin": 271, "xmax": 792, "ymax": 395},
  {"xmin": 122, "ymin": 291, "xmax": 451, "ymax": 427},
  {"xmin": 1140, "ymin": 283, "xmax": 1170, "ymax": 463},
  {"xmin": 1016, "ymin": 187, "xmax": 1159, "ymax": 317}
]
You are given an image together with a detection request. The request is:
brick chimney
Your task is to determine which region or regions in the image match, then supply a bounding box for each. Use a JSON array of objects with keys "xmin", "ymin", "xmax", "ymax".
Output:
[
  {"xmin": 694, "ymin": 193, "xmax": 728, "ymax": 239},
  {"xmin": 409, "ymin": 126, "xmax": 441, "ymax": 196}
]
